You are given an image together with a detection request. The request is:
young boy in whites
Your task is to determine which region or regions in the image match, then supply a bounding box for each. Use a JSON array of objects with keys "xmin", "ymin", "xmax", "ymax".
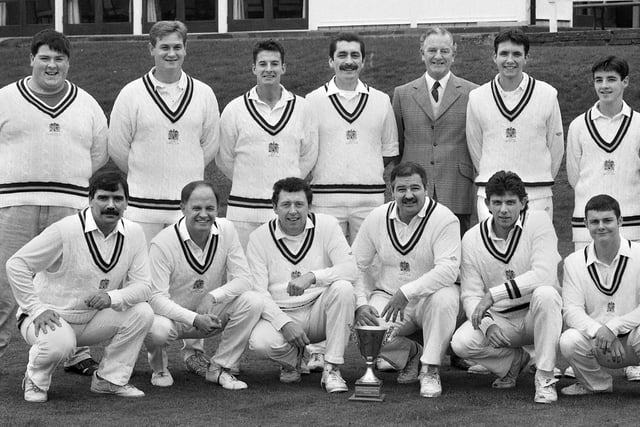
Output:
[
  {"xmin": 247, "ymin": 177, "xmax": 356, "ymax": 394},
  {"xmin": 216, "ymin": 39, "xmax": 318, "ymax": 249},
  {"xmin": 145, "ymin": 181, "xmax": 263, "ymax": 390},
  {"xmin": 352, "ymin": 162, "xmax": 461, "ymax": 398},
  {"xmin": 451, "ymin": 171, "xmax": 562, "ymax": 404},
  {"xmin": 561, "ymin": 195, "xmax": 640, "ymax": 396},
  {"xmin": 6, "ymin": 172, "xmax": 154, "ymax": 402}
]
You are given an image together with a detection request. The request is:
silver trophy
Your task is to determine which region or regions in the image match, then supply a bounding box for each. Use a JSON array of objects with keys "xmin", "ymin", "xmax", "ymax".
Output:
[{"xmin": 349, "ymin": 325, "xmax": 387, "ymax": 402}]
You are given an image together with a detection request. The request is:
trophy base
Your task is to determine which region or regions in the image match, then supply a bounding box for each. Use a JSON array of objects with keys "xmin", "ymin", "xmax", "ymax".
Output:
[{"xmin": 348, "ymin": 380, "xmax": 385, "ymax": 402}]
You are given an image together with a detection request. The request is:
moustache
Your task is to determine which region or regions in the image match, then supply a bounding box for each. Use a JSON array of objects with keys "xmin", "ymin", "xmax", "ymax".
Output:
[
  {"xmin": 102, "ymin": 208, "xmax": 119, "ymax": 215},
  {"xmin": 339, "ymin": 64, "xmax": 359, "ymax": 71},
  {"xmin": 401, "ymin": 197, "xmax": 416, "ymax": 204}
]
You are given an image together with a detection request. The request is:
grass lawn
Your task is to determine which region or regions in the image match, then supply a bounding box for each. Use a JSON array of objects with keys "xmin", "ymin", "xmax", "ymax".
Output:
[{"xmin": 2, "ymin": 33, "xmax": 640, "ymax": 426}]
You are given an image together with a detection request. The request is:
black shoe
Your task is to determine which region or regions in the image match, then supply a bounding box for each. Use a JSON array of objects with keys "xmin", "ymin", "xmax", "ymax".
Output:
[{"xmin": 64, "ymin": 358, "xmax": 99, "ymax": 376}]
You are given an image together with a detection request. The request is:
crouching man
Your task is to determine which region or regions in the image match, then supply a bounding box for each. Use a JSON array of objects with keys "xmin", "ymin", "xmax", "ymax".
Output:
[
  {"xmin": 352, "ymin": 162, "xmax": 461, "ymax": 398},
  {"xmin": 6, "ymin": 171, "xmax": 154, "ymax": 402},
  {"xmin": 451, "ymin": 171, "xmax": 562, "ymax": 404},
  {"xmin": 145, "ymin": 181, "xmax": 263, "ymax": 390},
  {"xmin": 247, "ymin": 177, "xmax": 356, "ymax": 393},
  {"xmin": 560, "ymin": 195, "xmax": 640, "ymax": 395}
]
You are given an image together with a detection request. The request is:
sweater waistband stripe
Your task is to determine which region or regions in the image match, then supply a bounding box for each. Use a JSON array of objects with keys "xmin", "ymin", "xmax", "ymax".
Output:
[
  {"xmin": 0, "ymin": 181, "xmax": 88, "ymax": 197},
  {"xmin": 311, "ymin": 184, "xmax": 385, "ymax": 194},
  {"xmin": 476, "ymin": 181, "xmax": 554, "ymax": 187},
  {"xmin": 227, "ymin": 195, "xmax": 273, "ymax": 209},
  {"xmin": 128, "ymin": 196, "xmax": 181, "ymax": 210}
]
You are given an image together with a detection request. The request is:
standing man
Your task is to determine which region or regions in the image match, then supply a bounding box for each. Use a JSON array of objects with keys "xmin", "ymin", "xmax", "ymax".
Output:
[
  {"xmin": 561, "ymin": 195, "xmax": 640, "ymax": 395},
  {"xmin": 451, "ymin": 171, "xmax": 562, "ymax": 404},
  {"xmin": 6, "ymin": 171, "xmax": 154, "ymax": 402},
  {"xmin": 306, "ymin": 32, "xmax": 398, "ymax": 244},
  {"xmin": 466, "ymin": 29, "xmax": 564, "ymax": 220},
  {"xmin": 247, "ymin": 177, "xmax": 356, "ymax": 394},
  {"xmin": 392, "ymin": 27, "xmax": 478, "ymax": 234},
  {"xmin": 109, "ymin": 20, "xmax": 219, "ymax": 244},
  {"xmin": 352, "ymin": 162, "xmax": 461, "ymax": 398},
  {"xmin": 216, "ymin": 39, "xmax": 318, "ymax": 249},
  {"xmin": 0, "ymin": 29, "xmax": 107, "ymax": 375},
  {"xmin": 145, "ymin": 181, "xmax": 263, "ymax": 390}
]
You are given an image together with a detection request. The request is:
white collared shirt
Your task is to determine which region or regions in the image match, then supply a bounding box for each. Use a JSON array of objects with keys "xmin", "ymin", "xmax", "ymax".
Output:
[
  {"xmin": 325, "ymin": 77, "xmax": 369, "ymax": 108},
  {"xmin": 389, "ymin": 199, "xmax": 430, "ymax": 244},
  {"xmin": 591, "ymin": 100, "xmax": 633, "ymax": 141},
  {"xmin": 248, "ymin": 85, "xmax": 295, "ymax": 125},
  {"xmin": 487, "ymin": 216, "xmax": 524, "ymax": 252},
  {"xmin": 586, "ymin": 237, "xmax": 633, "ymax": 286},
  {"xmin": 274, "ymin": 216, "xmax": 315, "ymax": 252},
  {"xmin": 495, "ymin": 72, "xmax": 530, "ymax": 110},
  {"xmin": 177, "ymin": 217, "xmax": 220, "ymax": 260},
  {"xmin": 83, "ymin": 209, "xmax": 126, "ymax": 258},
  {"xmin": 149, "ymin": 68, "xmax": 187, "ymax": 108},
  {"xmin": 424, "ymin": 71, "xmax": 451, "ymax": 115}
]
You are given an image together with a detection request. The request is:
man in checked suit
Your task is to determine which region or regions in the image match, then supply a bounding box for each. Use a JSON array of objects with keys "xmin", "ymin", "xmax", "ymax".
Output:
[{"xmin": 392, "ymin": 27, "xmax": 478, "ymax": 235}]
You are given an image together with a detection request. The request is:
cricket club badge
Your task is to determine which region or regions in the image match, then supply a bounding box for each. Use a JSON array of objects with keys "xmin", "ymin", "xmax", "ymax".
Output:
[
  {"xmin": 399, "ymin": 261, "xmax": 410, "ymax": 275},
  {"xmin": 607, "ymin": 301, "xmax": 615, "ymax": 313},
  {"xmin": 346, "ymin": 129, "xmax": 358, "ymax": 144},
  {"xmin": 99, "ymin": 279, "xmax": 110, "ymax": 290},
  {"xmin": 167, "ymin": 129, "xmax": 180, "ymax": 144},
  {"xmin": 268, "ymin": 141, "xmax": 280, "ymax": 157},
  {"xmin": 603, "ymin": 159, "xmax": 615, "ymax": 175},
  {"xmin": 505, "ymin": 269, "xmax": 516, "ymax": 280},
  {"xmin": 48, "ymin": 122, "xmax": 61, "ymax": 137},
  {"xmin": 192, "ymin": 279, "xmax": 205, "ymax": 293},
  {"xmin": 505, "ymin": 126, "xmax": 517, "ymax": 143},
  {"xmin": 291, "ymin": 270, "xmax": 301, "ymax": 280}
]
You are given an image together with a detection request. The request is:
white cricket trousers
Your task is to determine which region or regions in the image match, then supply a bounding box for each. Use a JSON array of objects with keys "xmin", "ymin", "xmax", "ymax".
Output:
[
  {"xmin": 451, "ymin": 286, "xmax": 561, "ymax": 377},
  {"xmin": 249, "ymin": 280, "xmax": 355, "ymax": 368},
  {"xmin": 146, "ymin": 291, "xmax": 263, "ymax": 371},
  {"xmin": 20, "ymin": 303, "xmax": 154, "ymax": 391}
]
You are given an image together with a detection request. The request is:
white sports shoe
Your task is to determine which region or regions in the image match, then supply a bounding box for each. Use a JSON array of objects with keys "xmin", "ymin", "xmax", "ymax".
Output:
[
  {"xmin": 206, "ymin": 364, "xmax": 248, "ymax": 390},
  {"xmin": 321, "ymin": 365, "xmax": 348, "ymax": 393},
  {"xmin": 534, "ymin": 374, "xmax": 558, "ymax": 404},
  {"xmin": 419, "ymin": 370, "xmax": 442, "ymax": 398},
  {"xmin": 151, "ymin": 370, "xmax": 174, "ymax": 387},
  {"xmin": 91, "ymin": 373, "xmax": 145, "ymax": 397},
  {"xmin": 23, "ymin": 373, "xmax": 47, "ymax": 403},
  {"xmin": 307, "ymin": 353, "xmax": 325, "ymax": 372},
  {"xmin": 625, "ymin": 365, "xmax": 640, "ymax": 381},
  {"xmin": 561, "ymin": 382, "xmax": 612, "ymax": 396}
]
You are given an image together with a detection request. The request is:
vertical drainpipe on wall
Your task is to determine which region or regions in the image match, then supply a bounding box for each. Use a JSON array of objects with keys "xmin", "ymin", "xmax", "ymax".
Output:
[{"xmin": 530, "ymin": 0, "xmax": 536, "ymax": 25}]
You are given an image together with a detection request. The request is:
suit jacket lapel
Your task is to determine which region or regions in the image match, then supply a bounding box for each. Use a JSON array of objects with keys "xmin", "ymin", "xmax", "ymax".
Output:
[
  {"xmin": 435, "ymin": 73, "xmax": 462, "ymax": 120},
  {"xmin": 411, "ymin": 76, "xmax": 435, "ymax": 121}
]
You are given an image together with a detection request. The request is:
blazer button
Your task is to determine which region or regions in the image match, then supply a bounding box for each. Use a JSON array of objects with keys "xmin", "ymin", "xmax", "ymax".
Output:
[
  {"xmin": 430, "ymin": 160, "xmax": 435, "ymax": 165},
  {"xmin": 433, "ymin": 142, "xmax": 438, "ymax": 146},
  {"xmin": 431, "ymin": 125, "xmax": 434, "ymax": 130}
]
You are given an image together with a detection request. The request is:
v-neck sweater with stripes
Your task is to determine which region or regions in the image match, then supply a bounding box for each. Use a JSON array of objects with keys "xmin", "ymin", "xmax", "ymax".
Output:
[
  {"xmin": 567, "ymin": 105, "xmax": 640, "ymax": 241},
  {"xmin": 108, "ymin": 72, "xmax": 220, "ymax": 224},
  {"xmin": 0, "ymin": 78, "xmax": 108, "ymax": 209},
  {"xmin": 563, "ymin": 238, "xmax": 640, "ymax": 337},
  {"xmin": 460, "ymin": 210, "xmax": 561, "ymax": 330}
]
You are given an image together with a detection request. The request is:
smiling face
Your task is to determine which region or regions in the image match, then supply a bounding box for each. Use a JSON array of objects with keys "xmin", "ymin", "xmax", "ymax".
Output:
[
  {"xmin": 494, "ymin": 40, "xmax": 527, "ymax": 83},
  {"xmin": 149, "ymin": 32, "xmax": 186, "ymax": 75},
  {"xmin": 274, "ymin": 190, "xmax": 309, "ymax": 236},
  {"xmin": 89, "ymin": 185, "xmax": 127, "ymax": 234},
  {"xmin": 329, "ymin": 40, "xmax": 364, "ymax": 88},
  {"xmin": 253, "ymin": 49, "xmax": 286, "ymax": 87},
  {"xmin": 421, "ymin": 32, "xmax": 455, "ymax": 81},
  {"xmin": 594, "ymin": 70, "xmax": 628, "ymax": 107},
  {"xmin": 181, "ymin": 185, "xmax": 217, "ymax": 236},
  {"xmin": 586, "ymin": 209, "xmax": 622, "ymax": 246},
  {"xmin": 30, "ymin": 44, "xmax": 69, "ymax": 94},
  {"xmin": 392, "ymin": 174, "xmax": 427, "ymax": 223},
  {"xmin": 486, "ymin": 192, "xmax": 526, "ymax": 236}
]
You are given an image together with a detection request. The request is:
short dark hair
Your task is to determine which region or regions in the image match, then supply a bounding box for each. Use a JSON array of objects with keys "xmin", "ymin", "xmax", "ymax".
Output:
[
  {"xmin": 493, "ymin": 28, "xmax": 529, "ymax": 55},
  {"xmin": 180, "ymin": 180, "xmax": 219, "ymax": 205},
  {"xmin": 584, "ymin": 194, "xmax": 621, "ymax": 220},
  {"xmin": 253, "ymin": 39, "xmax": 285, "ymax": 64},
  {"xmin": 592, "ymin": 56, "xmax": 629, "ymax": 80},
  {"xmin": 89, "ymin": 171, "xmax": 129, "ymax": 200},
  {"xmin": 272, "ymin": 177, "xmax": 313, "ymax": 206},
  {"xmin": 31, "ymin": 29, "xmax": 71, "ymax": 58},
  {"xmin": 390, "ymin": 162, "xmax": 428, "ymax": 189},
  {"xmin": 329, "ymin": 32, "xmax": 365, "ymax": 58},
  {"xmin": 149, "ymin": 20, "xmax": 188, "ymax": 46},
  {"xmin": 484, "ymin": 171, "xmax": 527, "ymax": 202}
]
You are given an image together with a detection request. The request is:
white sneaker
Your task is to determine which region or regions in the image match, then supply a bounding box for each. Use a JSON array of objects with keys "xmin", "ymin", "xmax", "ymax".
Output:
[
  {"xmin": 22, "ymin": 373, "xmax": 47, "ymax": 403},
  {"xmin": 151, "ymin": 370, "xmax": 174, "ymax": 387},
  {"xmin": 206, "ymin": 364, "xmax": 248, "ymax": 390},
  {"xmin": 564, "ymin": 366, "xmax": 575, "ymax": 378},
  {"xmin": 307, "ymin": 353, "xmax": 325, "ymax": 372},
  {"xmin": 91, "ymin": 373, "xmax": 145, "ymax": 397},
  {"xmin": 321, "ymin": 365, "xmax": 348, "ymax": 393},
  {"xmin": 625, "ymin": 365, "xmax": 640, "ymax": 381},
  {"xmin": 419, "ymin": 370, "xmax": 442, "ymax": 398},
  {"xmin": 534, "ymin": 374, "xmax": 558, "ymax": 404},
  {"xmin": 561, "ymin": 382, "xmax": 612, "ymax": 396}
]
